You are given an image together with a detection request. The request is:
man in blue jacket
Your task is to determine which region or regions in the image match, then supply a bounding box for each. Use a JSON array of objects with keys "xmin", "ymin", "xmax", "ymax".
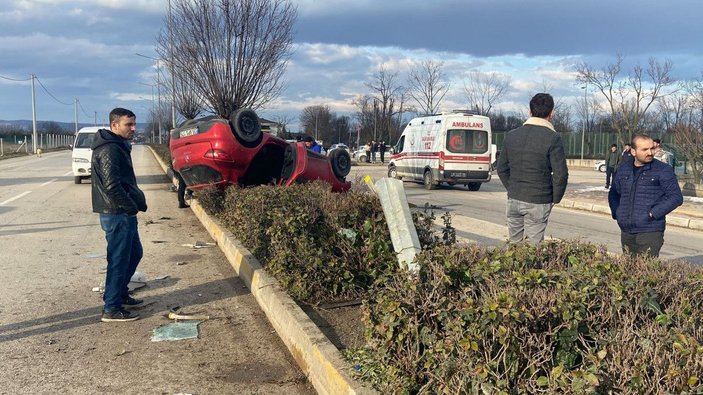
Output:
[{"xmin": 608, "ymin": 135, "xmax": 683, "ymax": 257}]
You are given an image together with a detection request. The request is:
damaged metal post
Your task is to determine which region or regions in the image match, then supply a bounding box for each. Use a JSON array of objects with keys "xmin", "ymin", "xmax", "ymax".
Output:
[{"xmin": 374, "ymin": 178, "xmax": 421, "ymax": 273}]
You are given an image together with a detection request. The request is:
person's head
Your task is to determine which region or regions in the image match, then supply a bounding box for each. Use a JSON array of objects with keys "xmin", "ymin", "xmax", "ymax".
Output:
[
  {"xmin": 631, "ymin": 135, "xmax": 655, "ymax": 166},
  {"xmin": 610, "ymin": 144, "xmax": 617, "ymax": 152},
  {"xmin": 653, "ymin": 138, "xmax": 662, "ymax": 148},
  {"xmin": 529, "ymin": 93, "xmax": 555, "ymax": 119},
  {"xmin": 109, "ymin": 107, "xmax": 137, "ymax": 140},
  {"xmin": 623, "ymin": 143, "xmax": 631, "ymax": 151},
  {"xmin": 303, "ymin": 135, "xmax": 314, "ymax": 148}
]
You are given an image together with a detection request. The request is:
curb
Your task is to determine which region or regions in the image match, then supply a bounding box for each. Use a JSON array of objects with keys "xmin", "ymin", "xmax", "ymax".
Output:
[
  {"xmin": 558, "ymin": 198, "xmax": 700, "ymax": 231},
  {"xmin": 146, "ymin": 146, "xmax": 375, "ymax": 395}
]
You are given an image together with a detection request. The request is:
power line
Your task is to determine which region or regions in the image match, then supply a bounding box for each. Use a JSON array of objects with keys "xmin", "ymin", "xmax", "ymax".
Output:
[
  {"xmin": 0, "ymin": 73, "xmax": 31, "ymax": 82},
  {"xmin": 35, "ymin": 76, "xmax": 72, "ymax": 106},
  {"xmin": 77, "ymin": 98, "xmax": 92, "ymax": 118}
]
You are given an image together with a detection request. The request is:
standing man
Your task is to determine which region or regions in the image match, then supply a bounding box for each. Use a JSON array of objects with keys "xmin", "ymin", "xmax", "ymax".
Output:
[
  {"xmin": 653, "ymin": 138, "xmax": 673, "ymax": 166},
  {"xmin": 604, "ymin": 144, "xmax": 620, "ymax": 189},
  {"xmin": 621, "ymin": 143, "xmax": 633, "ymax": 162},
  {"xmin": 608, "ymin": 135, "xmax": 683, "ymax": 257},
  {"xmin": 497, "ymin": 93, "xmax": 568, "ymax": 244},
  {"xmin": 379, "ymin": 140, "xmax": 387, "ymax": 163},
  {"xmin": 92, "ymin": 108, "xmax": 147, "ymax": 322}
]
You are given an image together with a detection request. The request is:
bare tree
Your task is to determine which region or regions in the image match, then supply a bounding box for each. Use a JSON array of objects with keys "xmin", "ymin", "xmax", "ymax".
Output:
[
  {"xmin": 407, "ymin": 60, "xmax": 449, "ymax": 115},
  {"xmin": 299, "ymin": 105, "xmax": 333, "ymax": 142},
  {"xmin": 463, "ymin": 71, "xmax": 511, "ymax": 116},
  {"xmin": 158, "ymin": 0, "xmax": 296, "ymax": 119},
  {"xmin": 576, "ymin": 54, "xmax": 676, "ymax": 146},
  {"xmin": 365, "ymin": 66, "xmax": 403, "ymax": 142},
  {"xmin": 667, "ymin": 80, "xmax": 703, "ymax": 183}
]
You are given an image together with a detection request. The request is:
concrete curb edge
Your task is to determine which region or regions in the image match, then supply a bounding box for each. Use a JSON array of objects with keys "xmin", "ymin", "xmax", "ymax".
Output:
[{"xmin": 146, "ymin": 146, "xmax": 375, "ymax": 395}]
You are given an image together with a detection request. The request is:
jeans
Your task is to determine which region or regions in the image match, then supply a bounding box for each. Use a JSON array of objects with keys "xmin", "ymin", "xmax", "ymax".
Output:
[
  {"xmin": 506, "ymin": 198, "xmax": 553, "ymax": 244},
  {"xmin": 99, "ymin": 213, "xmax": 143, "ymax": 311},
  {"xmin": 621, "ymin": 231, "xmax": 664, "ymax": 257}
]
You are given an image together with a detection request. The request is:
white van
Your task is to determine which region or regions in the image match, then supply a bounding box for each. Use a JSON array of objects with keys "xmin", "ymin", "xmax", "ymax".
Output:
[
  {"xmin": 387, "ymin": 110, "xmax": 495, "ymax": 191},
  {"xmin": 71, "ymin": 127, "xmax": 101, "ymax": 184}
]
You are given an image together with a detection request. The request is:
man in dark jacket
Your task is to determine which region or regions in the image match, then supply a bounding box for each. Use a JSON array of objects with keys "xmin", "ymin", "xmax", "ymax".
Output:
[
  {"xmin": 604, "ymin": 144, "xmax": 620, "ymax": 189},
  {"xmin": 608, "ymin": 135, "xmax": 683, "ymax": 257},
  {"xmin": 92, "ymin": 108, "xmax": 147, "ymax": 322},
  {"xmin": 497, "ymin": 93, "xmax": 568, "ymax": 244}
]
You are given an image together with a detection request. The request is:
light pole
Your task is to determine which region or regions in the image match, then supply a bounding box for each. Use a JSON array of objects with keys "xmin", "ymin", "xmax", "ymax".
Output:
[
  {"xmin": 136, "ymin": 53, "xmax": 162, "ymax": 144},
  {"xmin": 581, "ymin": 85, "xmax": 588, "ymax": 162},
  {"xmin": 139, "ymin": 82, "xmax": 157, "ymax": 143}
]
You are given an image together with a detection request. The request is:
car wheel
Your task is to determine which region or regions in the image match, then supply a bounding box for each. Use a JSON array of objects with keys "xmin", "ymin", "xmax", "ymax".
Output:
[
  {"xmin": 329, "ymin": 149, "xmax": 351, "ymax": 179},
  {"xmin": 388, "ymin": 165, "xmax": 400, "ymax": 179},
  {"xmin": 423, "ymin": 170, "xmax": 436, "ymax": 190},
  {"xmin": 230, "ymin": 108, "xmax": 262, "ymax": 146},
  {"xmin": 74, "ymin": 176, "xmax": 81, "ymax": 184},
  {"xmin": 467, "ymin": 182, "xmax": 481, "ymax": 191},
  {"xmin": 599, "ymin": 164, "xmax": 606, "ymax": 172},
  {"xmin": 359, "ymin": 154, "xmax": 366, "ymax": 162}
]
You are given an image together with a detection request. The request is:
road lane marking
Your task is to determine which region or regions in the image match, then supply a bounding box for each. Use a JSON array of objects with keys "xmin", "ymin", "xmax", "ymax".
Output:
[
  {"xmin": 40, "ymin": 179, "xmax": 58, "ymax": 187},
  {"xmin": 62, "ymin": 171, "xmax": 73, "ymax": 176},
  {"xmin": 0, "ymin": 191, "xmax": 32, "ymax": 206}
]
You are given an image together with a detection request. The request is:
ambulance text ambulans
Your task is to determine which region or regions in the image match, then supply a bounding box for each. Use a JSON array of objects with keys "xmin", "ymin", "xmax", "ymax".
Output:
[{"xmin": 387, "ymin": 110, "xmax": 495, "ymax": 191}]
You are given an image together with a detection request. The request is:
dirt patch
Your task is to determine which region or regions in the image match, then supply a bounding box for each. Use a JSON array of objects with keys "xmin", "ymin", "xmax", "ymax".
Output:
[{"xmin": 300, "ymin": 304, "xmax": 365, "ymax": 351}]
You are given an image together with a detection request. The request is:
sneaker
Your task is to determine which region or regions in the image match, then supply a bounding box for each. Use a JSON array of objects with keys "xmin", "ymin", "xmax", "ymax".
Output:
[
  {"xmin": 101, "ymin": 309, "xmax": 139, "ymax": 322},
  {"xmin": 122, "ymin": 296, "xmax": 144, "ymax": 308}
]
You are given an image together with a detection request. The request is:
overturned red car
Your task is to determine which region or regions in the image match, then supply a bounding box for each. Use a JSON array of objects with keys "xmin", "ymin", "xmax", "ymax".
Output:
[{"xmin": 169, "ymin": 109, "xmax": 351, "ymax": 192}]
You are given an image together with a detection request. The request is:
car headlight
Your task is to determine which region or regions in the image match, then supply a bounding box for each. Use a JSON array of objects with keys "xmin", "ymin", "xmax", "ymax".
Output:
[{"xmin": 73, "ymin": 158, "xmax": 90, "ymax": 163}]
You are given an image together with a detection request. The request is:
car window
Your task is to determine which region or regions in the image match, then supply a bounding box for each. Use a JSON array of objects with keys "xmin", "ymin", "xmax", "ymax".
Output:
[
  {"xmin": 395, "ymin": 136, "xmax": 405, "ymax": 153},
  {"xmin": 446, "ymin": 129, "xmax": 488, "ymax": 154},
  {"xmin": 74, "ymin": 133, "xmax": 95, "ymax": 149}
]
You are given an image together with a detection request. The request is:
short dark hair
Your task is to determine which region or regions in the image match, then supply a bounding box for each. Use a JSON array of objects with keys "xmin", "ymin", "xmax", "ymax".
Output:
[
  {"xmin": 109, "ymin": 108, "xmax": 135, "ymax": 124},
  {"xmin": 303, "ymin": 135, "xmax": 314, "ymax": 143},
  {"xmin": 631, "ymin": 134, "xmax": 652, "ymax": 149},
  {"xmin": 529, "ymin": 93, "xmax": 554, "ymax": 118},
  {"xmin": 611, "ymin": 144, "xmax": 617, "ymax": 148},
  {"xmin": 653, "ymin": 138, "xmax": 662, "ymax": 144}
]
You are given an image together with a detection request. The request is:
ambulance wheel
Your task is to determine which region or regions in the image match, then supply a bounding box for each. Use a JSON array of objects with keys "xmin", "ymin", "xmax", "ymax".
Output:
[
  {"xmin": 388, "ymin": 165, "xmax": 400, "ymax": 179},
  {"xmin": 230, "ymin": 108, "xmax": 262, "ymax": 147},
  {"xmin": 467, "ymin": 182, "xmax": 481, "ymax": 191},
  {"xmin": 423, "ymin": 170, "xmax": 436, "ymax": 190},
  {"xmin": 329, "ymin": 149, "xmax": 351, "ymax": 179}
]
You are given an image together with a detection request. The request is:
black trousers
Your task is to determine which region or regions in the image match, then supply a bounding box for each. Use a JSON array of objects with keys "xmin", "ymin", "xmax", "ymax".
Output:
[
  {"xmin": 621, "ymin": 231, "xmax": 664, "ymax": 257},
  {"xmin": 605, "ymin": 165, "xmax": 616, "ymax": 187}
]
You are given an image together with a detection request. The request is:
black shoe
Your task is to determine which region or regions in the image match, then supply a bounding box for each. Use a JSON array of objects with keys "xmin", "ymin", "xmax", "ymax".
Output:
[
  {"xmin": 178, "ymin": 203, "xmax": 190, "ymax": 208},
  {"xmin": 122, "ymin": 296, "xmax": 144, "ymax": 309},
  {"xmin": 101, "ymin": 309, "xmax": 139, "ymax": 322}
]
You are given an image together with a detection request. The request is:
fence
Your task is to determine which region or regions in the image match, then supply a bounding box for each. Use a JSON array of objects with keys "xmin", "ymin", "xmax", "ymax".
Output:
[{"xmin": 0, "ymin": 134, "xmax": 73, "ymax": 156}]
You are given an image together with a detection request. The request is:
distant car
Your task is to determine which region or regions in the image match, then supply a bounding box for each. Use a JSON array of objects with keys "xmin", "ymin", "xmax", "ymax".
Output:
[
  {"xmin": 169, "ymin": 109, "xmax": 351, "ymax": 192},
  {"xmin": 352, "ymin": 146, "xmax": 394, "ymax": 162},
  {"xmin": 327, "ymin": 143, "xmax": 350, "ymax": 156},
  {"xmin": 594, "ymin": 160, "xmax": 606, "ymax": 172},
  {"xmin": 71, "ymin": 126, "xmax": 101, "ymax": 184}
]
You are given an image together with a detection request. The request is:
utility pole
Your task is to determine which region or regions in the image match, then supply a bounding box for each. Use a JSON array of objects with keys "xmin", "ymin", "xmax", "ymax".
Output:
[
  {"xmin": 168, "ymin": 0, "xmax": 177, "ymax": 128},
  {"xmin": 136, "ymin": 53, "xmax": 163, "ymax": 144},
  {"xmin": 581, "ymin": 85, "xmax": 588, "ymax": 162},
  {"xmin": 31, "ymin": 74, "xmax": 37, "ymax": 154},
  {"xmin": 74, "ymin": 97, "xmax": 79, "ymax": 134}
]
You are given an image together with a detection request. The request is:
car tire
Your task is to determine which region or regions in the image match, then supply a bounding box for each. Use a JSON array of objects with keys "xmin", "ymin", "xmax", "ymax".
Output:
[
  {"xmin": 358, "ymin": 154, "xmax": 366, "ymax": 163},
  {"xmin": 230, "ymin": 108, "xmax": 262, "ymax": 147},
  {"xmin": 329, "ymin": 149, "xmax": 351, "ymax": 179},
  {"xmin": 467, "ymin": 182, "xmax": 481, "ymax": 191},
  {"xmin": 599, "ymin": 164, "xmax": 606, "ymax": 172},
  {"xmin": 74, "ymin": 176, "xmax": 81, "ymax": 184},
  {"xmin": 423, "ymin": 170, "xmax": 436, "ymax": 190},
  {"xmin": 388, "ymin": 165, "xmax": 400, "ymax": 179}
]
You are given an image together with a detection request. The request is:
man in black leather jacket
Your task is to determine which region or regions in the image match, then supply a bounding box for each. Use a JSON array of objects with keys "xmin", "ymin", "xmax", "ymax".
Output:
[{"xmin": 91, "ymin": 108, "xmax": 147, "ymax": 322}]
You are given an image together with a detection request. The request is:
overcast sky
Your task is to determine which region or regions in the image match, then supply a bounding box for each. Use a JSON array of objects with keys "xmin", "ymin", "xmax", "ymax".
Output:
[{"xmin": 1, "ymin": 0, "xmax": 701, "ymax": 132}]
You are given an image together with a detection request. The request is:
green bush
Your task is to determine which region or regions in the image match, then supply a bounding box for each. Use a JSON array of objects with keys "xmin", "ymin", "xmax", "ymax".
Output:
[
  {"xmin": 197, "ymin": 182, "xmax": 440, "ymax": 302},
  {"xmin": 353, "ymin": 241, "xmax": 703, "ymax": 394}
]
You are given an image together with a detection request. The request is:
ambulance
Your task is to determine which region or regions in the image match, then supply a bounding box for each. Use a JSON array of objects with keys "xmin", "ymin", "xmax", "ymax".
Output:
[{"xmin": 387, "ymin": 110, "xmax": 495, "ymax": 191}]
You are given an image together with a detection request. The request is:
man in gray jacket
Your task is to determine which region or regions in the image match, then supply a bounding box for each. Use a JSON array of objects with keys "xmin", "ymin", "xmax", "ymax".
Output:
[{"xmin": 496, "ymin": 93, "xmax": 568, "ymax": 244}]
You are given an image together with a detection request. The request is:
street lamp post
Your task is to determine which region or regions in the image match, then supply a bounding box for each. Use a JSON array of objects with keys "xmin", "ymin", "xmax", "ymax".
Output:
[
  {"xmin": 136, "ymin": 53, "xmax": 163, "ymax": 144},
  {"xmin": 139, "ymin": 82, "xmax": 157, "ymax": 143},
  {"xmin": 581, "ymin": 85, "xmax": 588, "ymax": 162}
]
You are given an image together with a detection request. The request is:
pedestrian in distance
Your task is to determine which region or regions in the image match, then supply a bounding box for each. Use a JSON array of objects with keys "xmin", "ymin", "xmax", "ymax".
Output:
[
  {"xmin": 91, "ymin": 108, "xmax": 147, "ymax": 322},
  {"xmin": 371, "ymin": 140, "xmax": 378, "ymax": 163},
  {"xmin": 621, "ymin": 143, "xmax": 633, "ymax": 162},
  {"xmin": 653, "ymin": 138, "xmax": 673, "ymax": 166},
  {"xmin": 604, "ymin": 143, "xmax": 620, "ymax": 189},
  {"xmin": 608, "ymin": 135, "xmax": 683, "ymax": 257},
  {"xmin": 496, "ymin": 93, "xmax": 569, "ymax": 244},
  {"xmin": 303, "ymin": 135, "xmax": 322, "ymax": 154},
  {"xmin": 364, "ymin": 141, "xmax": 371, "ymax": 163},
  {"xmin": 379, "ymin": 140, "xmax": 387, "ymax": 163}
]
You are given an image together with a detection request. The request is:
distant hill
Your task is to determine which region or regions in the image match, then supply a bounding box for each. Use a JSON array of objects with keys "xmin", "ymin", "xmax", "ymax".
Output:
[{"xmin": 0, "ymin": 119, "xmax": 147, "ymax": 132}]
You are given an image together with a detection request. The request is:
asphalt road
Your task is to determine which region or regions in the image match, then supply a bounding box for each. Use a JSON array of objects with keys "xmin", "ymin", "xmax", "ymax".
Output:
[
  {"xmin": 0, "ymin": 148, "xmax": 313, "ymax": 394},
  {"xmin": 350, "ymin": 164, "xmax": 703, "ymax": 264}
]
